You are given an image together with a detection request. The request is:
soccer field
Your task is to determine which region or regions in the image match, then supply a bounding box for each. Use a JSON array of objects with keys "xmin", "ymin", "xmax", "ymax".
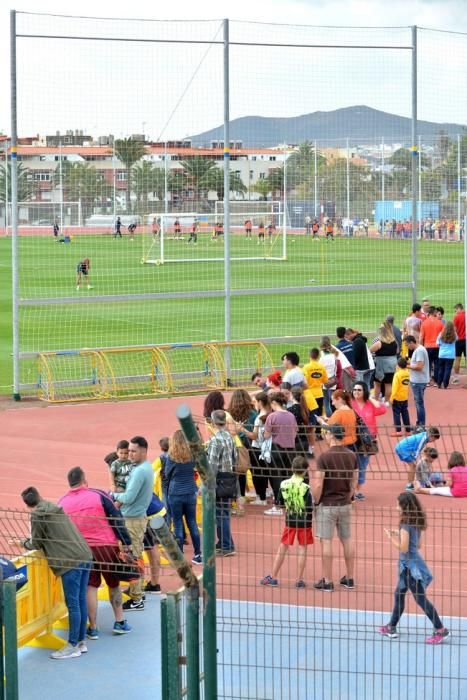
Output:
[{"xmin": 0, "ymin": 231, "xmax": 463, "ymax": 395}]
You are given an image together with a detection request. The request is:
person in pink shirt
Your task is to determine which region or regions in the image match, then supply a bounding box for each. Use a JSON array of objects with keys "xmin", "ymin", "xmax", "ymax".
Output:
[
  {"xmin": 59, "ymin": 466, "xmax": 133, "ymax": 638},
  {"xmin": 415, "ymin": 451, "xmax": 467, "ymax": 498},
  {"xmin": 351, "ymin": 382, "xmax": 386, "ymax": 500}
]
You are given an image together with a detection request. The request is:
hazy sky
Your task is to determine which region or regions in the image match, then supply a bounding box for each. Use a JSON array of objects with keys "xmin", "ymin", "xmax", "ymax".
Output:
[{"xmin": 1, "ymin": 1, "xmax": 466, "ymax": 141}]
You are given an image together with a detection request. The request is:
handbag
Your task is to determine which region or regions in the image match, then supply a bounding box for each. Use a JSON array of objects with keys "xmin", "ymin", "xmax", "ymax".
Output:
[
  {"xmin": 236, "ymin": 445, "xmax": 250, "ymax": 474},
  {"xmin": 355, "ymin": 414, "xmax": 379, "ymax": 455},
  {"xmin": 116, "ymin": 550, "xmax": 144, "ymax": 582},
  {"xmin": 216, "ymin": 471, "xmax": 238, "ymax": 499}
]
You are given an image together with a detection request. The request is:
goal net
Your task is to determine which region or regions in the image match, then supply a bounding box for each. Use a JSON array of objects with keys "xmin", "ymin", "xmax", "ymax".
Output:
[{"xmin": 142, "ymin": 209, "xmax": 286, "ymax": 264}]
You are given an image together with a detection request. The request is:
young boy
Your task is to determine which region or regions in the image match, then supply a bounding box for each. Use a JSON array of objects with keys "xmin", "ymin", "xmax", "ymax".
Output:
[
  {"xmin": 390, "ymin": 357, "xmax": 412, "ymax": 437},
  {"xmin": 109, "ymin": 439, "xmax": 133, "ymax": 492},
  {"xmin": 152, "ymin": 437, "xmax": 170, "ymax": 518},
  {"xmin": 415, "ymin": 446, "xmax": 440, "ymax": 488},
  {"xmin": 394, "ymin": 427, "xmax": 441, "ymax": 491},
  {"xmin": 260, "ymin": 456, "xmax": 313, "ymax": 589}
]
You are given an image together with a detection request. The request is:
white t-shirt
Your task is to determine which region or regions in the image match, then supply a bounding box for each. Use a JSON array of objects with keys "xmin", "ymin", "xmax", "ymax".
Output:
[
  {"xmin": 409, "ymin": 345, "xmax": 430, "ymax": 384},
  {"xmin": 283, "ymin": 367, "xmax": 306, "ymax": 387},
  {"xmin": 319, "ymin": 353, "xmax": 337, "ymax": 388}
]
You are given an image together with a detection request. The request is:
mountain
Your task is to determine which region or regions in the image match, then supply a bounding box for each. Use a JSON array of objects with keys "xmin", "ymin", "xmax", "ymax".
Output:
[{"xmin": 190, "ymin": 105, "xmax": 466, "ymax": 147}]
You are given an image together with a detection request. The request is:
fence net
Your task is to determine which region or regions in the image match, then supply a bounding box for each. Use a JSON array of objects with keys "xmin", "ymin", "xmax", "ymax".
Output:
[{"xmin": 6, "ymin": 15, "xmax": 467, "ymax": 396}]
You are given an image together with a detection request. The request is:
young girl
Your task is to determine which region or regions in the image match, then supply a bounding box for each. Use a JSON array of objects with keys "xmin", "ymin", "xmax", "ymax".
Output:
[
  {"xmin": 415, "ymin": 451, "xmax": 467, "ymax": 498},
  {"xmin": 379, "ymin": 492, "xmax": 449, "ymax": 644},
  {"xmin": 436, "ymin": 320, "xmax": 457, "ymax": 389}
]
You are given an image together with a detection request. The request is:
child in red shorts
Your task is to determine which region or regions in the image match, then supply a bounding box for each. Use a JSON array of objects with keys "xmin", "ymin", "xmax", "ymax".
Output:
[{"xmin": 260, "ymin": 455, "xmax": 313, "ymax": 588}]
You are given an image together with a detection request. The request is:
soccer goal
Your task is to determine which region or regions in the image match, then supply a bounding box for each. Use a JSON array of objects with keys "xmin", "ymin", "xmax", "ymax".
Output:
[{"xmin": 142, "ymin": 208, "xmax": 287, "ymax": 265}]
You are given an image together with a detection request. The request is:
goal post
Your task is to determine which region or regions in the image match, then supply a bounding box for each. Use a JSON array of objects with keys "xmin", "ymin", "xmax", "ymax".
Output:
[{"xmin": 141, "ymin": 209, "xmax": 287, "ymax": 265}]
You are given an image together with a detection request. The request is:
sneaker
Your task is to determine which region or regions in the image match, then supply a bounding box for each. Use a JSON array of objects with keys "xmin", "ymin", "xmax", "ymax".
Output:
[
  {"xmin": 264, "ymin": 506, "xmax": 283, "ymax": 516},
  {"xmin": 221, "ymin": 549, "xmax": 236, "ymax": 557},
  {"xmin": 251, "ymin": 498, "xmax": 267, "ymax": 506},
  {"xmin": 76, "ymin": 286, "xmax": 80, "ymax": 291},
  {"xmin": 451, "ymin": 377, "xmax": 460, "ymax": 385},
  {"xmin": 192, "ymin": 554, "xmax": 202, "ymax": 565},
  {"xmin": 389, "ymin": 432, "xmax": 403, "ymax": 438},
  {"xmin": 86, "ymin": 627, "xmax": 99, "ymax": 640},
  {"xmin": 87, "ymin": 285, "xmax": 93, "ymax": 290},
  {"xmin": 50, "ymin": 643, "xmax": 81, "ymax": 659},
  {"xmin": 144, "ymin": 582, "xmax": 161, "ymax": 593},
  {"xmin": 426, "ymin": 628, "xmax": 450, "ymax": 645},
  {"xmin": 313, "ymin": 578, "xmax": 334, "ymax": 592},
  {"xmin": 339, "ymin": 576, "xmax": 355, "ymax": 589},
  {"xmin": 122, "ymin": 599, "xmax": 144, "ymax": 611},
  {"xmin": 354, "ymin": 492, "xmax": 366, "ymax": 500},
  {"xmin": 260, "ymin": 575, "xmax": 278, "ymax": 586},
  {"xmin": 113, "ymin": 620, "xmax": 132, "ymax": 635},
  {"xmin": 405, "ymin": 483, "xmax": 414, "ymax": 491},
  {"xmin": 77, "ymin": 641, "xmax": 88, "ymax": 653},
  {"xmin": 378, "ymin": 624, "xmax": 399, "ymax": 639},
  {"xmin": 295, "ymin": 579, "xmax": 306, "ymax": 589}
]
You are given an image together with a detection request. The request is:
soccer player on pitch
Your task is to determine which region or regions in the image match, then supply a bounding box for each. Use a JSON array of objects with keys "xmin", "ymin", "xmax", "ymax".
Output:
[{"xmin": 76, "ymin": 258, "xmax": 93, "ymax": 290}]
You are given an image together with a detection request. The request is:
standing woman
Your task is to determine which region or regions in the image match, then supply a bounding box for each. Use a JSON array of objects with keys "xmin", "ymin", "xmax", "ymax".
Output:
[
  {"xmin": 227, "ymin": 389, "xmax": 258, "ymax": 507},
  {"xmin": 370, "ymin": 321, "xmax": 398, "ymax": 404},
  {"xmin": 379, "ymin": 492, "xmax": 449, "ymax": 644},
  {"xmin": 436, "ymin": 320, "xmax": 457, "ymax": 389},
  {"xmin": 319, "ymin": 336, "xmax": 339, "ymax": 417},
  {"xmin": 263, "ymin": 392, "xmax": 297, "ymax": 516},
  {"xmin": 165, "ymin": 430, "xmax": 202, "ymax": 565},
  {"xmin": 242, "ymin": 392, "xmax": 272, "ymax": 505},
  {"xmin": 351, "ymin": 381, "xmax": 386, "ymax": 500},
  {"xmin": 288, "ymin": 386, "xmax": 314, "ymax": 456},
  {"xmin": 317, "ymin": 389, "xmax": 357, "ymax": 449}
]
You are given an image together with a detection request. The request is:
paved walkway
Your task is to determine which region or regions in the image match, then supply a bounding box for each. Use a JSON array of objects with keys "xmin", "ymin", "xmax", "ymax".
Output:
[{"xmin": 19, "ymin": 596, "xmax": 162, "ymax": 700}]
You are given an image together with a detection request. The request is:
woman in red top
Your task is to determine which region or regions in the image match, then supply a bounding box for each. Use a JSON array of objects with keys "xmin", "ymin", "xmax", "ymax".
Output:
[{"xmin": 351, "ymin": 381, "xmax": 386, "ymax": 500}]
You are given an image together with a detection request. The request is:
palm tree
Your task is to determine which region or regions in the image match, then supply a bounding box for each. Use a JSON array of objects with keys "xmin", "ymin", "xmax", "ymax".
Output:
[
  {"xmin": 179, "ymin": 157, "xmax": 220, "ymax": 199},
  {"xmin": 54, "ymin": 161, "xmax": 112, "ymax": 220},
  {"xmin": 131, "ymin": 161, "xmax": 167, "ymax": 212},
  {"xmin": 286, "ymin": 141, "xmax": 326, "ymax": 193},
  {"xmin": 0, "ymin": 161, "xmax": 36, "ymax": 203},
  {"xmin": 114, "ymin": 137, "xmax": 146, "ymax": 212}
]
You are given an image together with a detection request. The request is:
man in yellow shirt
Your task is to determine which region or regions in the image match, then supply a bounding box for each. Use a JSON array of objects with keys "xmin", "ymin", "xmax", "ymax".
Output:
[
  {"xmin": 303, "ymin": 348, "xmax": 328, "ymax": 435},
  {"xmin": 389, "ymin": 357, "xmax": 412, "ymax": 437}
]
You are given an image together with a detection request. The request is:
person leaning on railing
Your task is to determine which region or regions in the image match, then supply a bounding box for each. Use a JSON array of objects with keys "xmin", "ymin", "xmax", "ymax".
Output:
[{"xmin": 19, "ymin": 486, "xmax": 93, "ymax": 660}]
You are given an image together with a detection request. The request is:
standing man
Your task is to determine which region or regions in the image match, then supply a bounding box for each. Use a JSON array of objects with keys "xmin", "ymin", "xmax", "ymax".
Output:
[
  {"xmin": 452, "ymin": 303, "xmax": 466, "ymax": 384},
  {"xmin": 312, "ymin": 424, "xmax": 357, "ymax": 592},
  {"xmin": 403, "ymin": 303, "xmax": 423, "ymax": 343},
  {"xmin": 207, "ymin": 410, "xmax": 238, "ymax": 557},
  {"xmin": 405, "ymin": 335, "xmax": 430, "ymax": 428},
  {"xmin": 281, "ymin": 352, "xmax": 306, "ymax": 388},
  {"xmin": 304, "ymin": 215, "xmax": 311, "ymax": 236},
  {"xmin": 350, "ymin": 329, "xmax": 373, "ymax": 388},
  {"xmin": 53, "ymin": 221, "xmax": 60, "ymax": 240},
  {"xmin": 20, "ymin": 486, "xmax": 92, "ymax": 659},
  {"xmin": 386, "ymin": 315, "xmax": 402, "ymax": 355},
  {"xmin": 59, "ymin": 467, "xmax": 133, "ymax": 639},
  {"xmin": 419, "ymin": 306, "xmax": 444, "ymax": 383},
  {"xmin": 114, "ymin": 216, "xmax": 123, "ymax": 239},
  {"xmin": 335, "ymin": 327, "xmax": 355, "ymax": 367},
  {"xmin": 112, "ymin": 436, "xmax": 154, "ymax": 611}
]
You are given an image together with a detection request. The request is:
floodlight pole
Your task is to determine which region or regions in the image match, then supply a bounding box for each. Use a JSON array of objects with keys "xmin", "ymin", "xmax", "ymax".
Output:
[
  {"xmin": 314, "ymin": 140, "xmax": 318, "ymax": 219},
  {"xmin": 346, "ymin": 137, "xmax": 350, "ymax": 226},
  {"xmin": 4, "ymin": 141, "xmax": 8, "ymax": 233},
  {"xmin": 411, "ymin": 25, "xmax": 418, "ymax": 303},
  {"xmin": 381, "ymin": 137, "xmax": 385, "ymax": 226},
  {"xmin": 418, "ymin": 135, "xmax": 422, "ymax": 239},
  {"xmin": 457, "ymin": 134, "xmax": 461, "ymax": 232},
  {"xmin": 10, "ymin": 10, "xmax": 20, "ymax": 401},
  {"xmin": 223, "ymin": 18, "xmax": 231, "ymax": 376},
  {"xmin": 283, "ymin": 145, "xmax": 287, "ymax": 259}
]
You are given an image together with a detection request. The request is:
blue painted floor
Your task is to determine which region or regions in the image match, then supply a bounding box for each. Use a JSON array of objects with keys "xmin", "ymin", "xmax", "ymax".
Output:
[{"xmin": 18, "ymin": 597, "xmax": 467, "ymax": 700}]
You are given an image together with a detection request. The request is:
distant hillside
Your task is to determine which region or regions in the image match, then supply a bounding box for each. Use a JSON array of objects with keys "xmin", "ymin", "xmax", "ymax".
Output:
[{"xmin": 191, "ymin": 105, "xmax": 466, "ymax": 147}]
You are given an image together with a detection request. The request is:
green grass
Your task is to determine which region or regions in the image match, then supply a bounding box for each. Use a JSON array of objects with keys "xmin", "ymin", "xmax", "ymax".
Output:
[{"xmin": 0, "ymin": 231, "xmax": 463, "ymax": 395}]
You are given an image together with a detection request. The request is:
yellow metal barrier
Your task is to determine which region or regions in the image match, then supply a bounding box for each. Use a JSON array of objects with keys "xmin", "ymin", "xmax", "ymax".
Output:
[
  {"xmin": 13, "ymin": 553, "xmax": 67, "ymax": 650},
  {"xmin": 37, "ymin": 340, "xmax": 276, "ymax": 403}
]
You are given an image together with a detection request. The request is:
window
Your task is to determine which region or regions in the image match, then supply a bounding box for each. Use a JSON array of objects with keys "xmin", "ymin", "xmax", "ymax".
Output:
[
  {"xmin": 117, "ymin": 172, "xmax": 127, "ymax": 181},
  {"xmin": 259, "ymin": 173, "xmax": 266, "ymax": 179},
  {"xmin": 33, "ymin": 172, "xmax": 51, "ymax": 181},
  {"xmin": 269, "ymin": 156, "xmax": 276, "ymax": 161}
]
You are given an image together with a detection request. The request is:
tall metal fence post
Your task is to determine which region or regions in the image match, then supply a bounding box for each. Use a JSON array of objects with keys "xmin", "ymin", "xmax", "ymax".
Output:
[
  {"xmin": 411, "ymin": 25, "xmax": 418, "ymax": 302},
  {"xmin": 223, "ymin": 17, "xmax": 231, "ymax": 378},
  {"xmin": 185, "ymin": 586, "xmax": 200, "ymax": 700},
  {"xmin": 10, "ymin": 10, "xmax": 20, "ymax": 401},
  {"xmin": 0, "ymin": 568, "xmax": 4, "ymax": 700},
  {"xmin": 160, "ymin": 597, "xmax": 169, "ymax": 700},
  {"xmin": 177, "ymin": 404, "xmax": 217, "ymax": 700},
  {"xmin": 3, "ymin": 580, "xmax": 19, "ymax": 700}
]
